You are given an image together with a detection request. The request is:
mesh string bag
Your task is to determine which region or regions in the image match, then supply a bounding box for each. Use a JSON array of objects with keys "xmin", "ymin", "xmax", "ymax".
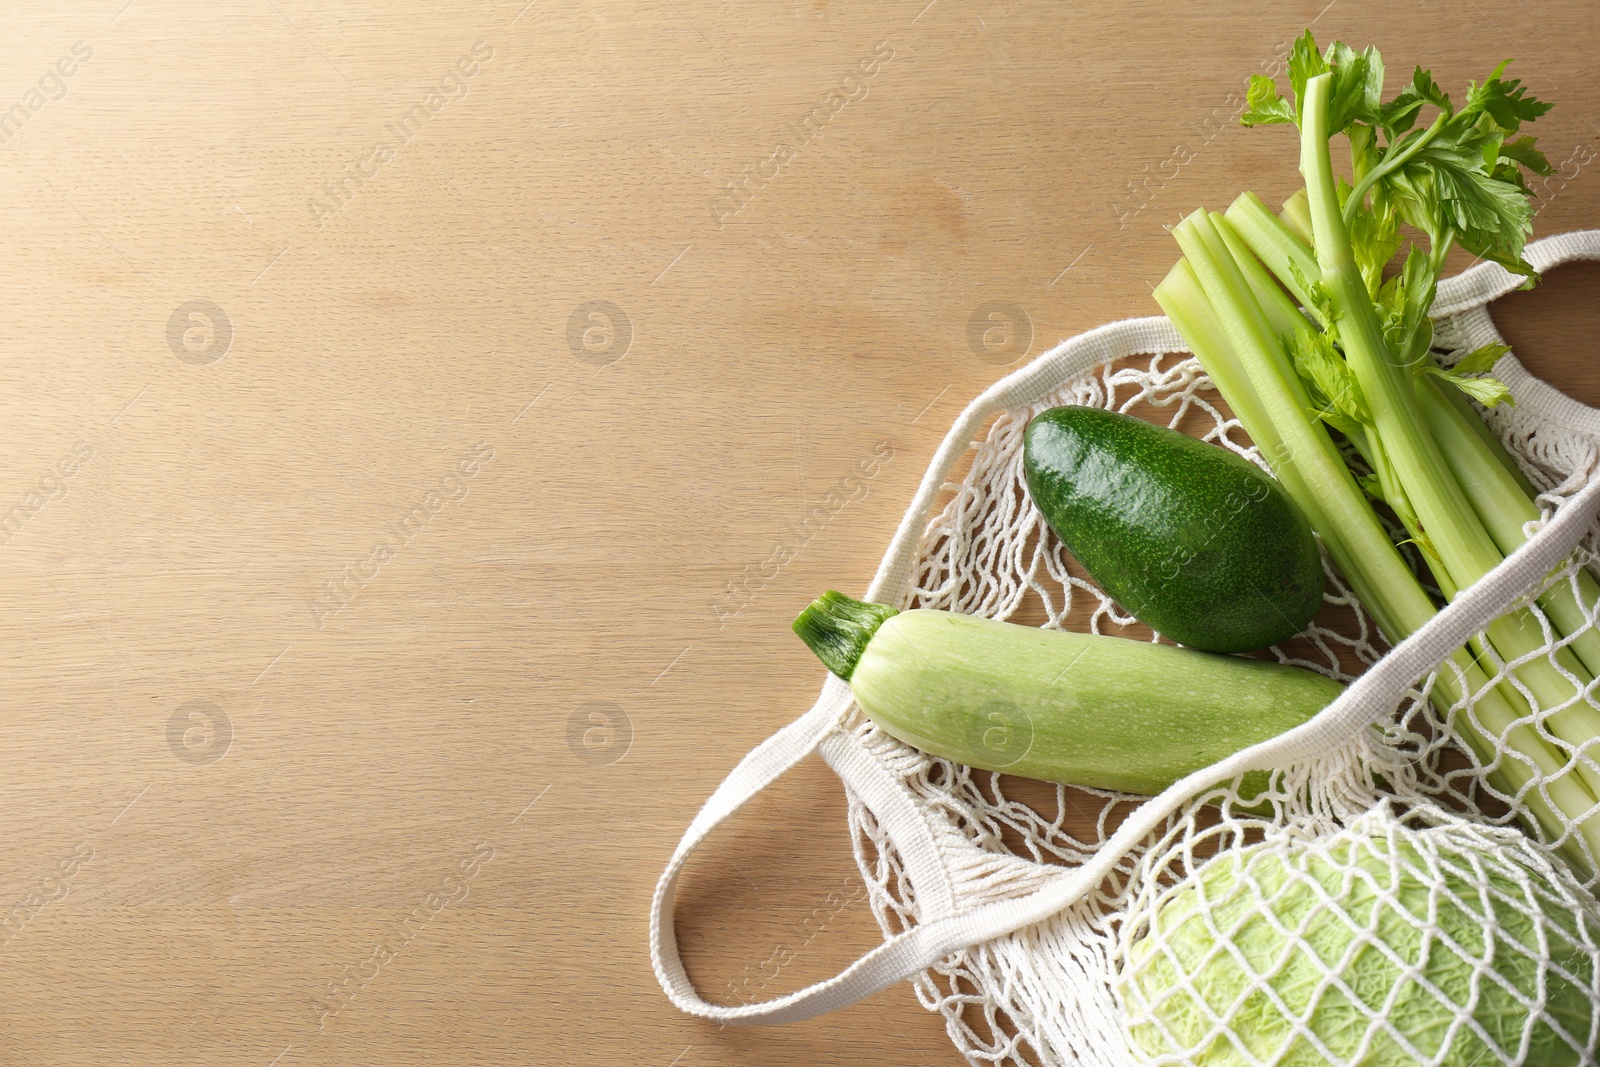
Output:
[{"xmin": 650, "ymin": 230, "xmax": 1600, "ymax": 1066}]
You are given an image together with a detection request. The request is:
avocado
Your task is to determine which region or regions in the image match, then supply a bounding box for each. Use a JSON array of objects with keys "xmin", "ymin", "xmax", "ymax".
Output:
[{"xmin": 1022, "ymin": 406, "xmax": 1324, "ymax": 653}]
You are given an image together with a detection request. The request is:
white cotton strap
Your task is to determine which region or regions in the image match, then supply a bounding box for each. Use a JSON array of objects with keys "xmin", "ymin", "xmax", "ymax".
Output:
[
  {"xmin": 648, "ymin": 674, "xmax": 854, "ymax": 1018},
  {"xmin": 815, "ymin": 729, "xmax": 959, "ymax": 921}
]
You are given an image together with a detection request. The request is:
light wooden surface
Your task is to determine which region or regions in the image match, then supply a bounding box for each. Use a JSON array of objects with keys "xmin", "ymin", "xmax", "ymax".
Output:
[{"xmin": 4, "ymin": 2, "xmax": 1600, "ymax": 1064}]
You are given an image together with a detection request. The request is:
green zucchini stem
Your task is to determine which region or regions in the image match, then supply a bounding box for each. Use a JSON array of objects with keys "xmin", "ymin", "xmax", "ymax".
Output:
[{"xmin": 793, "ymin": 591, "xmax": 898, "ymax": 681}]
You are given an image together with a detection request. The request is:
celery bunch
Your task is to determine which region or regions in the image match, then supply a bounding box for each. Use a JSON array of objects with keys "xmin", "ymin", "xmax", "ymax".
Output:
[{"xmin": 1154, "ymin": 32, "xmax": 1600, "ymax": 867}]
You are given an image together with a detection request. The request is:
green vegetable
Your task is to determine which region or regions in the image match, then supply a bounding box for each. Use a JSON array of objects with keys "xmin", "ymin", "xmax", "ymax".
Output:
[
  {"xmin": 1023, "ymin": 406, "xmax": 1324, "ymax": 653},
  {"xmin": 792, "ymin": 591, "xmax": 1342, "ymax": 795},
  {"xmin": 1152, "ymin": 31, "xmax": 1600, "ymax": 868},
  {"xmin": 1125, "ymin": 825, "xmax": 1597, "ymax": 1065}
]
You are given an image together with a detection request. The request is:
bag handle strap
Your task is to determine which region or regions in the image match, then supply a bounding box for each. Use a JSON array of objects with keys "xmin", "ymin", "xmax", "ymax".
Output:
[
  {"xmin": 648, "ymin": 676, "xmax": 852, "ymax": 1016},
  {"xmin": 647, "ymin": 669, "xmax": 974, "ymax": 1022}
]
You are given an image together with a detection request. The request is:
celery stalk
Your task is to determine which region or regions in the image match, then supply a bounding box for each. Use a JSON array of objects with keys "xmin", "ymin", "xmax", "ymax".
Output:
[
  {"xmin": 1298, "ymin": 72, "xmax": 1512, "ymax": 600},
  {"xmin": 1419, "ymin": 376, "xmax": 1600, "ymax": 679},
  {"xmin": 1159, "ymin": 31, "xmax": 1600, "ymax": 869},
  {"xmin": 1280, "ymin": 189, "xmax": 1314, "ymax": 246},
  {"xmin": 1436, "ymin": 378, "xmax": 1541, "ymax": 497},
  {"xmin": 1229, "ymin": 183, "xmax": 1600, "ymax": 668},
  {"xmin": 1209, "ymin": 212, "xmax": 1309, "ymax": 347},
  {"xmin": 1298, "ymin": 76, "xmax": 1600, "ymax": 792},
  {"xmin": 1231, "ymin": 178, "xmax": 1600, "ymax": 684},
  {"xmin": 1225, "ymin": 192, "xmax": 1319, "ymax": 310},
  {"xmin": 1155, "ymin": 252, "xmax": 1598, "ymax": 864},
  {"xmin": 1171, "ymin": 212, "xmax": 1402, "ymax": 627}
]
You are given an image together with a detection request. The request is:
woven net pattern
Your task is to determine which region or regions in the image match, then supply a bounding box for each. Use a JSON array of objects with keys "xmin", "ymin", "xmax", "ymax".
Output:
[{"xmin": 841, "ymin": 348, "xmax": 1600, "ymax": 1066}]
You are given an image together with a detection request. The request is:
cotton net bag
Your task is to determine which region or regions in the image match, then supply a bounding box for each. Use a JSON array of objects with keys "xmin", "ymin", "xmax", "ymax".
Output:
[{"xmin": 651, "ymin": 231, "xmax": 1600, "ymax": 1066}]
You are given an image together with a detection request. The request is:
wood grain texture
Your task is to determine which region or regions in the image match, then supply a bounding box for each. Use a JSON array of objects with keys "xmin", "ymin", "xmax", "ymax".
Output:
[{"xmin": 1, "ymin": 1, "xmax": 1599, "ymax": 1063}]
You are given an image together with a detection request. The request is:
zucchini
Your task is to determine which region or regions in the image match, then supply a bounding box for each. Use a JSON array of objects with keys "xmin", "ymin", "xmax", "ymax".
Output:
[
  {"xmin": 1023, "ymin": 406, "xmax": 1325, "ymax": 653},
  {"xmin": 794, "ymin": 592, "xmax": 1342, "ymax": 795}
]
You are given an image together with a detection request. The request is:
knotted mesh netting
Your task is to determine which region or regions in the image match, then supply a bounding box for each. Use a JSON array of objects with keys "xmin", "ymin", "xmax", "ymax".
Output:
[{"xmin": 841, "ymin": 344, "xmax": 1600, "ymax": 1066}]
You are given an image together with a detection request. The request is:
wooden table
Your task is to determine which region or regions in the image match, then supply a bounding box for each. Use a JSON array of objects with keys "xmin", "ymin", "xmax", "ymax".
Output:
[{"xmin": 3, "ymin": 2, "xmax": 1600, "ymax": 1063}]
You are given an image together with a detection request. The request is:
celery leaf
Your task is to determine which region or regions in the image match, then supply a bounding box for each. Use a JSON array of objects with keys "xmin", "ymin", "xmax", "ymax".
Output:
[
  {"xmin": 1452, "ymin": 342, "xmax": 1511, "ymax": 374},
  {"xmin": 1286, "ymin": 30, "xmax": 1327, "ymax": 110},
  {"xmin": 1290, "ymin": 326, "xmax": 1370, "ymax": 433},
  {"xmin": 1425, "ymin": 365, "xmax": 1515, "ymax": 408},
  {"xmin": 1380, "ymin": 136, "xmax": 1536, "ymax": 276},
  {"xmin": 1348, "ymin": 204, "xmax": 1400, "ymax": 297},
  {"xmin": 1465, "ymin": 61, "xmax": 1553, "ymax": 134},
  {"xmin": 1379, "ymin": 67, "xmax": 1450, "ymax": 136},
  {"xmin": 1243, "ymin": 75, "xmax": 1296, "ymax": 126},
  {"xmin": 1499, "ymin": 135, "xmax": 1553, "ymax": 176}
]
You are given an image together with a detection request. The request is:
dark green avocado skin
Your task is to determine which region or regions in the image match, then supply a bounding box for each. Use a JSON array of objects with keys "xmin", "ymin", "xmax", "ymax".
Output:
[{"xmin": 1022, "ymin": 406, "xmax": 1324, "ymax": 653}]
